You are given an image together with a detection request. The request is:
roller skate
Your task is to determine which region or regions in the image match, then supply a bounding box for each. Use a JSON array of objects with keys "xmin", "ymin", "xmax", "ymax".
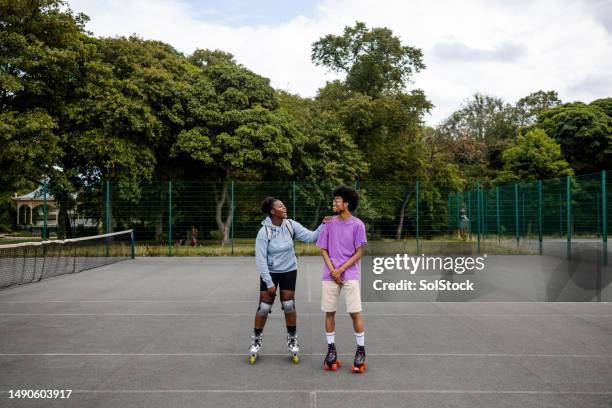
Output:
[
  {"xmin": 323, "ymin": 343, "xmax": 342, "ymax": 371},
  {"xmin": 287, "ymin": 333, "xmax": 299, "ymax": 364},
  {"xmin": 351, "ymin": 345, "xmax": 367, "ymax": 373},
  {"xmin": 249, "ymin": 331, "xmax": 263, "ymax": 365}
]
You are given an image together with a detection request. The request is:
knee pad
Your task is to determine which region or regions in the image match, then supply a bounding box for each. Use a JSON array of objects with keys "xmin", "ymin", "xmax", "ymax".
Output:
[
  {"xmin": 281, "ymin": 299, "xmax": 295, "ymax": 314},
  {"xmin": 256, "ymin": 301, "xmax": 273, "ymax": 316}
]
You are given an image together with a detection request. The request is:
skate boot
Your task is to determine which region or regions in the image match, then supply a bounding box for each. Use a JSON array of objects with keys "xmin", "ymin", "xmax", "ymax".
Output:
[
  {"xmin": 287, "ymin": 333, "xmax": 299, "ymax": 364},
  {"xmin": 351, "ymin": 345, "xmax": 367, "ymax": 373},
  {"xmin": 249, "ymin": 331, "xmax": 263, "ymax": 365},
  {"xmin": 323, "ymin": 343, "xmax": 342, "ymax": 371}
]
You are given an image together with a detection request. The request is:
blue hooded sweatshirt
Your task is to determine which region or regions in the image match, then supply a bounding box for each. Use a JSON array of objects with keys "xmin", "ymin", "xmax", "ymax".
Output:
[{"xmin": 256, "ymin": 217, "xmax": 322, "ymax": 289}]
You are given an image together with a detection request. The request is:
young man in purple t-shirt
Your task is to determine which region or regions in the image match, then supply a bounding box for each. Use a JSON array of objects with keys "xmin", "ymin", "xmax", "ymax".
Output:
[{"xmin": 316, "ymin": 185, "xmax": 368, "ymax": 373}]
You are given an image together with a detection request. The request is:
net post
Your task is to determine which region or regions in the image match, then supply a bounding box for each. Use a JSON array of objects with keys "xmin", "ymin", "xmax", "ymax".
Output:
[
  {"xmin": 415, "ymin": 180, "xmax": 419, "ymax": 253},
  {"xmin": 168, "ymin": 180, "xmax": 172, "ymax": 257},
  {"xmin": 131, "ymin": 229, "xmax": 135, "ymax": 259},
  {"xmin": 231, "ymin": 180, "xmax": 235, "ymax": 256},
  {"xmin": 566, "ymin": 175, "xmax": 571, "ymax": 260},
  {"xmin": 602, "ymin": 170, "xmax": 607, "ymax": 266},
  {"xmin": 514, "ymin": 184, "xmax": 519, "ymax": 247},
  {"xmin": 43, "ymin": 181, "xmax": 47, "ymax": 241},
  {"xmin": 538, "ymin": 180, "xmax": 543, "ymax": 255},
  {"xmin": 496, "ymin": 186, "xmax": 500, "ymax": 242},
  {"xmin": 105, "ymin": 180, "xmax": 110, "ymax": 257},
  {"xmin": 476, "ymin": 182, "xmax": 481, "ymax": 254}
]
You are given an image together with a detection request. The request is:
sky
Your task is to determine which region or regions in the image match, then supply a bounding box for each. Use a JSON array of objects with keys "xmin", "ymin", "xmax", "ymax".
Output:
[{"xmin": 67, "ymin": 0, "xmax": 612, "ymax": 125}]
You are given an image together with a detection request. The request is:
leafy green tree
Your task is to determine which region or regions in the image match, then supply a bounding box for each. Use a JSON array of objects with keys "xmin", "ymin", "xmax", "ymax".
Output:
[
  {"xmin": 312, "ymin": 21, "xmax": 425, "ymax": 97},
  {"xmin": 277, "ymin": 91, "xmax": 368, "ymax": 227},
  {"xmin": 0, "ymin": 0, "xmax": 87, "ymax": 231},
  {"xmin": 172, "ymin": 51, "xmax": 298, "ymax": 243},
  {"xmin": 495, "ymin": 128, "xmax": 573, "ymax": 184},
  {"xmin": 515, "ymin": 90, "xmax": 562, "ymax": 126},
  {"xmin": 438, "ymin": 93, "xmax": 518, "ymax": 174},
  {"xmin": 590, "ymin": 98, "xmax": 612, "ymax": 118},
  {"xmin": 534, "ymin": 103, "xmax": 612, "ymax": 174}
]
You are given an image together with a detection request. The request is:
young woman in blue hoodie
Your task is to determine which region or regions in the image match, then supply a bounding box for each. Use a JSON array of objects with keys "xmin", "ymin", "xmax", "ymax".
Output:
[{"xmin": 250, "ymin": 197, "xmax": 325, "ymax": 364}]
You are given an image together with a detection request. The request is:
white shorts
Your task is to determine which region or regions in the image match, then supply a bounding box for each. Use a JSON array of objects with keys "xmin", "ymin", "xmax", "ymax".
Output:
[{"xmin": 321, "ymin": 280, "xmax": 362, "ymax": 313}]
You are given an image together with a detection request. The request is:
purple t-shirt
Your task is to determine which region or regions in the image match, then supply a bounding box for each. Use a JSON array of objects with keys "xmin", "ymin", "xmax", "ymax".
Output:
[{"xmin": 316, "ymin": 216, "xmax": 367, "ymax": 281}]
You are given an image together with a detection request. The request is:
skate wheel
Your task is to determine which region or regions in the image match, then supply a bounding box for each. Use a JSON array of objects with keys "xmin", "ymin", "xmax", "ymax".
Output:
[
  {"xmin": 293, "ymin": 355, "xmax": 299, "ymax": 364},
  {"xmin": 331, "ymin": 363, "xmax": 338, "ymax": 371},
  {"xmin": 337, "ymin": 359, "xmax": 343, "ymax": 367},
  {"xmin": 249, "ymin": 355, "xmax": 256, "ymax": 365}
]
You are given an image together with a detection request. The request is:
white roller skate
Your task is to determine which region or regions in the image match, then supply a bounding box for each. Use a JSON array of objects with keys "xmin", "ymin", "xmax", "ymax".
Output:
[
  {"xmin": 287, "ymin": 333, "xmax": 299, "ymax": 364},
  {"xmin": 249, "ymin": 332, "xmax": 263, "ymax": 365}
]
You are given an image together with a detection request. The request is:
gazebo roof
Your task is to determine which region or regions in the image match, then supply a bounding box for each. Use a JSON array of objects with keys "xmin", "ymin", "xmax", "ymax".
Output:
[{"xmin": 13, "ymin": 186, "xmax": 55, "ymax": 201}]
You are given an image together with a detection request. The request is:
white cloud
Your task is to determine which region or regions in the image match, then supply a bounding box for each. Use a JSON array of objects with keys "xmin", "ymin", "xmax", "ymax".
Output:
[{"xmin": 67, "ymin": 0, "xmax": 612, "ymax": 125}]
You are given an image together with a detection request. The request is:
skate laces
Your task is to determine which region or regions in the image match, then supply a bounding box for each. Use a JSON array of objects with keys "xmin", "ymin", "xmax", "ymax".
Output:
[{"xmin": 287, "ymin": 333, "xmax": 298, "ymax": 347}]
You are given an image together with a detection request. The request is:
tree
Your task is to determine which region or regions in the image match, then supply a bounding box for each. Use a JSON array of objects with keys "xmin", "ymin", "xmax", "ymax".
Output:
[
  {"xmin": 312, "ymin": 21, "xmax": 425, "ymax": 97},
  {"xmin": 515, "ymin": 90, "xmax": 562, "ymax": 126},
  {"xmin": 590, "ymin": 98, "xmax": 612, "ymax": 118},
  {"xmin": 495, "ymin": 128, "xmax": 573, "ymax": 184},
  {"xmin": 0, "ymin": 0, "xmax": 87, "ymax": 230},
  {"xmin": 438, "ymin": 93, "xmax": 518, "ymax": 173},
  {"xmin": 171, "ymin": 51, "xmax": 299, "ymax": 243},
  {"xmin": 277, "ymin": 91, "xmax": 368, "ymax": 227},
  {"xmin": 534, "ymin": 103, "xmax": 612, "ymax": 174}
]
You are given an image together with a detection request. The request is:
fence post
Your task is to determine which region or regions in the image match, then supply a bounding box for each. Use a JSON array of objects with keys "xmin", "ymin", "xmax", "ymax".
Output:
[
  {"xmin": 456, "ymin": 193, "xmax": 460, "ymax": 238},
  {"xmin": 566, "ymin": 175, "xmax": 571, "ymax": 260},
  {"xmin": 559, "ymin": 194, "xmax": 562, "ymax": 237},
  {"xmin": 514, "ymin": 184, "xmax": 519, "ymax": 247},
  {"xmin": 477, "ymin": 182, "xmax": 481, "ymax": 254},
  {"xmin": 538, "ymin": 180, "xmax": 543, "ymax": 255},
  {"xmin": 483, "ymin": 191, "xmax": 487, "ymax": 239},
  {"xmin": 42, "ymin": 181, "xmax": 47, "ymax": 241},
  {"xmin": 231, "ymin": 180, "xmax": 235, "ymax": 256},
  {"xmin": 521, "ymin": 192, "xmax": 525, "ymax": 238},
  {"xmin": 602, "ymin": 170, "xmax": 607, "ymax": 266},
  {"xmin": 447, "ymin": 194, "xmax": 451, "ymax": 236},
  {"xmin": 496, "ymin": 186, "xmax": 500, "ymax": 242},
  {"xmin": 292, "ymin": 181, "xmax": 296, "ymax": 220},
  {"xmin": 467, "ymin": 191, "xmax": 471, "ymax": 239},
  {"xmin": 416, "ymin": 180, "xmax": 419, "ymax": 253},
  {"xmin": 596, "ymin": 192, "xmax": 600, "ymax": 239},
  {"xmin": 168, "ymin": 180, "xmax": 172, "ymax": 256}
]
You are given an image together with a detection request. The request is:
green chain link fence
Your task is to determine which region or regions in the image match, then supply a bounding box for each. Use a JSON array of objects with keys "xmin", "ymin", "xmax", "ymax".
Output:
[{"xmin": 15, "ymin": 171, "xmax": 610, "ymax": 263}]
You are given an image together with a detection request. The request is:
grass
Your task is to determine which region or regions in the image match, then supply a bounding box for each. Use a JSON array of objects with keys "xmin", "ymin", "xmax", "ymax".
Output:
[{"xmin": 135, "ymin": 237, "xmax": 537, "ymax": 257}]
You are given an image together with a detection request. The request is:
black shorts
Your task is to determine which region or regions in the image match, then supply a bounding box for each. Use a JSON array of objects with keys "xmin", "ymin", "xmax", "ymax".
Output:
[{"xmin": 260, "ymin": 270, "xmax": 297, "ymax": 291}]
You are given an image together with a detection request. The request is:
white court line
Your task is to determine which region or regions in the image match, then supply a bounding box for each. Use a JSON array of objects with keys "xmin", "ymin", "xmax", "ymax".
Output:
[
  {"xmin": 1, "ymin": 353, "xmax": 610, "ymax": 358},
  {"xmin": 0, "ymin": 389, "xmax": 609, "ymax": 395},
  {"xmin": 1, "ymin": 313, "xmax": 610, "ymax": 317},
  {"xmin": 0, "ymin": 300, "xmax": 608, "ymax": 304}
]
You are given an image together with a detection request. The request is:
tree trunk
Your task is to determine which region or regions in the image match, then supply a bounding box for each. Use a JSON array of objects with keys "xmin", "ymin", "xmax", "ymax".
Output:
[
  {"xmin": 215, "ymin": 171, "xmax": 233, "ymax": 245},
  {"xmin": 395, "ymin": 188, "xmax": 414, "ymax": 241}
]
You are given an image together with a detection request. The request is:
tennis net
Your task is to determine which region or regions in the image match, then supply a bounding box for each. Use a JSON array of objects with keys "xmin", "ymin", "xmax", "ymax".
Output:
[{"xmin": 0, "ymin": 230, "xmax": 134, "ymax": 289}]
